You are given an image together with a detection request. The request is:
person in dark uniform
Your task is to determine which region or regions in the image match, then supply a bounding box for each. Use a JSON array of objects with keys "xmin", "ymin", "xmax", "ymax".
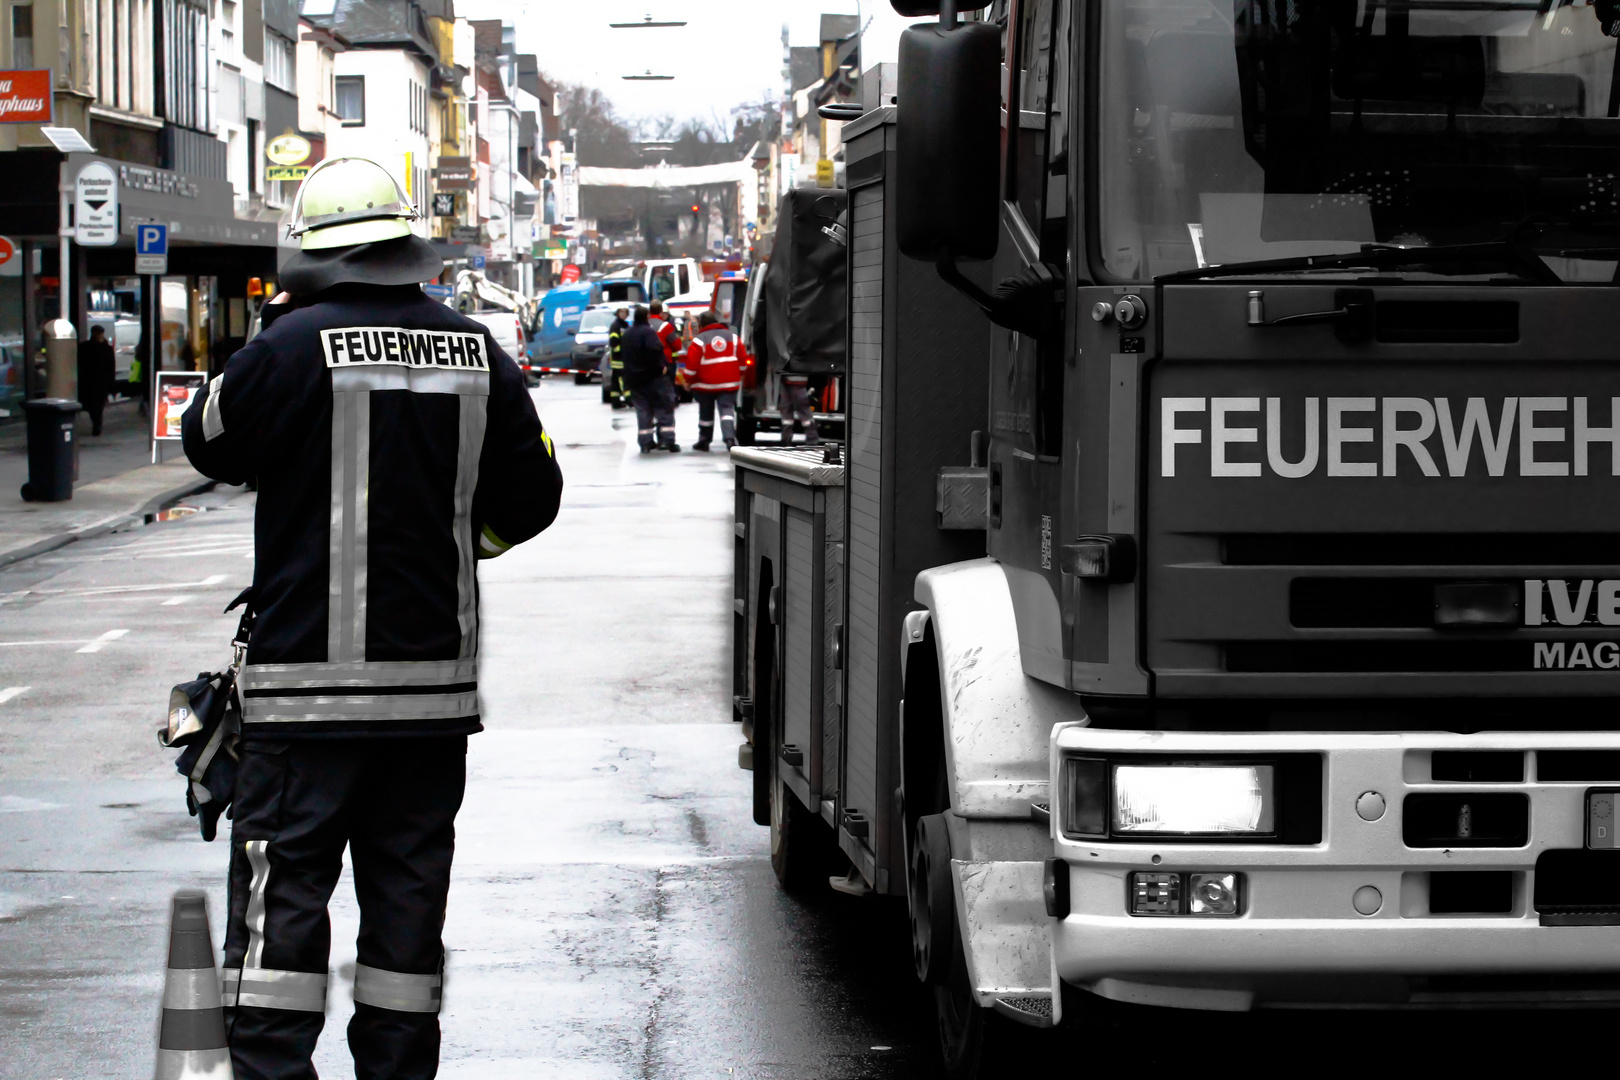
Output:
[
  {"xmin": 181, "ymin": 156, "xmax": 564, "ymax": 1080},
  {"xmin": 607, "ymin": 306, "xmax": 630, "ymax": 409},
  {"xmin": 623, "ymin": 305, "xmax": 679, "ymax": 453},
  {"xmin": 780, "ymin": 373, "xmax": 821, "ymax": 446},
  {"xmin": 77, "ymin": 324, "xmax": 115, "ymax": 435}
]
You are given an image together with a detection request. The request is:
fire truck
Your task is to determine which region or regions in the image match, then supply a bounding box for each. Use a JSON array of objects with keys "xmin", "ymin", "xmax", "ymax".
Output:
[{"xmin": 731, "ymin": 0, "xmax": 1620, "ymax": 1074}]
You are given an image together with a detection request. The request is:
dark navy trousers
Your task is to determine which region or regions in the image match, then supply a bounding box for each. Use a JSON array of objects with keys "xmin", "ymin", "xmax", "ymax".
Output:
[{"xmin": 222, "ymin": 737, "xmax": 467, "ymax": 1080}]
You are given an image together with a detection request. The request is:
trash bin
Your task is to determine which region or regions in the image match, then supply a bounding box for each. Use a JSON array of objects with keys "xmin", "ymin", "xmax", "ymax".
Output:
[
  {"xmin": 20, "ymin": 398, "xmax": 81, "ymax": 502},
  {"xmin": 43, "ymin": 318, "xmax": 77, "ymax": 401}
]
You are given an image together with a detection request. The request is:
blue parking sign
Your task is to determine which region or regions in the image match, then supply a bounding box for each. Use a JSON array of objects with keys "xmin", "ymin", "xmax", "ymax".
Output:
[
  {"xmin": 472, "ymin": 255, "xmax": 486, "ymax": 270},
  {"xmin": 137, "ymin": 223, "xmax": 168, "ymax": 256}
]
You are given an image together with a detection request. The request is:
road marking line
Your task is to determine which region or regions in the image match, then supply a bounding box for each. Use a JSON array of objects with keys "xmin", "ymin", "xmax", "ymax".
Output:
[
  {"xmin": 76, "ymin": 629, "xmax": 130, "ymax": 654},
  {"xmin": 0, "ymin": 575, "xmax": 235, "ymax": 600},
  {"xmin": 0, "ymin": 687, "xmax": 28, "ymax": 704},
  {"xmin": 161, "ymin": 595, "xmax": 193, "ymax": 606},
  {"xmin": 0, "ymin": 640, "xmax": 97, "ymax": 647}
]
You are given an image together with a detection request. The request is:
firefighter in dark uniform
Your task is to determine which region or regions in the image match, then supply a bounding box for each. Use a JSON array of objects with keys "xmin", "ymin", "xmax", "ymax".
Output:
[
  {"xmin": 607, "ymin": 306, "xmax": 630, "ymax": 409},
  {"xmin": 181, "ymin": 156, "xmax": 563, "ymax": 1079}
]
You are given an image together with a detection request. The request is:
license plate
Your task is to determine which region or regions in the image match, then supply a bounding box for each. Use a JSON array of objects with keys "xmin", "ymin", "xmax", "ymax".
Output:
[{"xmin": 1588, "ymin": 790, "xmax": 1620, "ymax": 849}]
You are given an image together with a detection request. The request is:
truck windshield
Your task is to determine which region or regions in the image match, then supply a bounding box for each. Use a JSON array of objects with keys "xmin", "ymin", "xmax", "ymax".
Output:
[{"xmin": 1098, "ymin": 0, "xmax": 1620, "ymax": 283}]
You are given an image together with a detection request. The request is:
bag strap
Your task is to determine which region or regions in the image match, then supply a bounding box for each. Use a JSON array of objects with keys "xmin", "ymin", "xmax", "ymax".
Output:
[{"xmin": 224, "ymin": 587, "xmax": 255, "ymax": 672}]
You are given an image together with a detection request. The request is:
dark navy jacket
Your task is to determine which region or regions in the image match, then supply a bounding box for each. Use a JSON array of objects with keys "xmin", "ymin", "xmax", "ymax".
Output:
[
  {"xmin": 182, "ymin": 283, "xmax": 562, "ymax": 739},
  {"xmin": 622, "ymin": 323, "xmax": 670, "ymax": 389}
]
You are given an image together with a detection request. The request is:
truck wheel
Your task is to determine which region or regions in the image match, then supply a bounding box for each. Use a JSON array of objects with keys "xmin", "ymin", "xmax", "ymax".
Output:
[
  {"xmin": 573, "ymin": 371, "xmax": 589, "ymax": 385},
  {"xmin": 910, "ymin": 813, "xmax": 954, "ymax": 985},
  {"xmin": 935, "ymin": 929, "xmax": 1026, "ymax": 1080},
  {"xmin": 737, "ymin": 408, "xmax": 757, "ymax": 446},
  {"xmin": 769, "ymin": 739, "xmax": 833, "ymax": 893}
]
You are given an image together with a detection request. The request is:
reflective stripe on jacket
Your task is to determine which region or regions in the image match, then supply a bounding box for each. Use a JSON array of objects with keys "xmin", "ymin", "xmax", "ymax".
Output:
[
  {"xmin": 683, "ymin": 322, "xmax": 741, "ymax": 392},
  {"xmin": 651, "ymin": 318, "xmax": 678, "ymax": 359},
  {"xmin": 181, "ymin": 283, "xmax": 563, "ymax": 738}
]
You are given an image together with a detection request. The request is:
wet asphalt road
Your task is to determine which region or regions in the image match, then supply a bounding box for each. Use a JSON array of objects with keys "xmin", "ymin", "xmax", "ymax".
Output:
[
  {"xmin": 0, "ymin": 381, "xmax": 1615, "ymax": 1077},
  {"xmin": 0, "ymin": 380, "xmax": 956, "ymax": 1079}
]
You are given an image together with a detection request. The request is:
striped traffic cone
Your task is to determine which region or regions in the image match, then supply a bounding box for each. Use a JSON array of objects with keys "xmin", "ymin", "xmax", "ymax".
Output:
[{"xmin": 155, "ymin": 892, "xmax": 233, "ymax": 1079}]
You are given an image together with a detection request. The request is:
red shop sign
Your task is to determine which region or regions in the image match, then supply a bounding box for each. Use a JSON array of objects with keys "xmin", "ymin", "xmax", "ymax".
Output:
[{"xmin": 0, "ymin": 70, "xmax": 51, "ymax": 124}]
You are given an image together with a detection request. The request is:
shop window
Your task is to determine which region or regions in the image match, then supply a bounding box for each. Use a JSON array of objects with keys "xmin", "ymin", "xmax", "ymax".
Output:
[
  {"xmin": 10, "ymin": 3, "xmax": 32, "ymax": 68},
  {"xmin": 336, "ymin": 75, "xmax": 364, "ymax": 125}
]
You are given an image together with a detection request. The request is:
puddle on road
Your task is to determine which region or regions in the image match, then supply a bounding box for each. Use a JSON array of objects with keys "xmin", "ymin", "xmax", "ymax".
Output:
[{"xmin": 140, "ymin": 503, "xmax": 228, "ymax": 526}]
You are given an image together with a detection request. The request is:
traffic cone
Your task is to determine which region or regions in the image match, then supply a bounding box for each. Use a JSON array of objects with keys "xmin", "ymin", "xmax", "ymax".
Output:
[{"xmin": 155, "ymin": 892, "xmax": 233, "ymax": 1079}]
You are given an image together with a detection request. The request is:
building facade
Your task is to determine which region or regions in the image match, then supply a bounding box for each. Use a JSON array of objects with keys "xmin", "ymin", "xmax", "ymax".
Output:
[{"xmin": 0, "ymin": 0, "xmax": 280, "ymax": 419}]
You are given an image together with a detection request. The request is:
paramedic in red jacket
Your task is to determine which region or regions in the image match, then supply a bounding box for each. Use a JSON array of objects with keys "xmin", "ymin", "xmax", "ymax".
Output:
[
  {"xmin": 649, "ymin": 300, "xmax": 679, "ymax": 360},
  {"xmin": 681, "ymin": 310, "xmax": 742, "ymax": 450}
]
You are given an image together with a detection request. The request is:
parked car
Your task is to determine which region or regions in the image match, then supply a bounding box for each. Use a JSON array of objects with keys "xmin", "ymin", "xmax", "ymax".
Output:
[
  {"xmin": 530, "ymin": 279, "xmax": 647, "ymax": 370},
  {"xmin": 464, "ymin": 309, "xmax": 526, "ymax": 370},
  {"xmin": 0, "ymin": 335, "xmax": 24, "ymax": 418},
  {"xmin": 570, "ymin": 307, "xmax": 617, "ymax": 385}
]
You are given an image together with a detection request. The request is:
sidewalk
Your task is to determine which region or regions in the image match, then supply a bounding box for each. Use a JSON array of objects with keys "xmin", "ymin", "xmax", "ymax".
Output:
[{"xmin": 0, "ymin": 398, "xmax": 214, "ymax": 568}]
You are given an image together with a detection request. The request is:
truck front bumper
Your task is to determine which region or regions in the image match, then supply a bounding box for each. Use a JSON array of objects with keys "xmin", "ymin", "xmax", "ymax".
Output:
[{"xmin": 1050, "ymin": 725, "xmax": 1620, "ymax": 1010}]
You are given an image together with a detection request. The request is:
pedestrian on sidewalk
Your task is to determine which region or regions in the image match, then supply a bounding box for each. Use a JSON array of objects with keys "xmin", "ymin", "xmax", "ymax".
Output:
[
  {"xmin": 130, "ymin": 336, "xmax": 149, "ymax": 417},
  {"xmin": 624, "ymin": 305, "xmax": 679, "ymax": 453},
  {"xmin": 681, "ymin": 309, "xmax": 741, "ymax": 451},
  {"xmin": 76, "ymin": 325, "xmax": 115, "ymax": 436},
  {"xmin": 780, "ymin": 372, "xmax": 821, "ymax": 446},
  {"xmin": 607, "ymin": 306, "xmax": 630, "ymax": 409},
  {"xmin": 180, "ymin": 156, "xmax": 563, "ymax": 1080}
]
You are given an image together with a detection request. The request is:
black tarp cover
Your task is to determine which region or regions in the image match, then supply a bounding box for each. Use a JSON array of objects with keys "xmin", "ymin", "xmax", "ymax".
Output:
[{"xmin": 763, "ymin": 187, "xmax": 847, "ymax": 376}]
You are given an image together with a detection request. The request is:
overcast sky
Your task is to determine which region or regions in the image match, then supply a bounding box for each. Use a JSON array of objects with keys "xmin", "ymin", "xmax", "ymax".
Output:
[{"xmin": 455, "ymin": 0, "xmax": 929, "ymax": 130}]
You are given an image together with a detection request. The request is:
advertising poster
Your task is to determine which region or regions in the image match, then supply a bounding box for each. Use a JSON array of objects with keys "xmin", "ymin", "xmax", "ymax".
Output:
[
  {"xmin": 153, "ymin": 371, "xmax": 207, "ymax": 441},
  {"xmin": 0, "ymin": 70, "xmax": 51, "ymax": 124},
  {"xmin": 559, "ymin": 152, "xmax": 579, "ymax": 225}
]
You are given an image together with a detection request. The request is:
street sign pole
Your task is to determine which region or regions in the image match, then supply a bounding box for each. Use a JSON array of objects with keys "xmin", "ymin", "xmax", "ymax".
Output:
[{"xmin": 58, "ymin": 162, "xmax": 71, "ymax": 338}]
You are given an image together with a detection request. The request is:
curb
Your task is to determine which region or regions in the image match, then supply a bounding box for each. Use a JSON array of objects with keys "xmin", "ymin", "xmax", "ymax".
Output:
[{"xmin": 0, "ymin": 475, "xmax": 220, "ymax": 572}]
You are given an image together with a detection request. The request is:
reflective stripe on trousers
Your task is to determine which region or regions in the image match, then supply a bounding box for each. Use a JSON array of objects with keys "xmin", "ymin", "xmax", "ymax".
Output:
[
  {"xmin": 353, "ymin": 961, "xmax": 444, "ymax": 1014},
  {"xmin": 224, "ymin": 840, "xmax": 330, "ymax": 1012},
  {"xmin": 221, "ymin": 965, "xmax": 329, "ymax": 1012}
]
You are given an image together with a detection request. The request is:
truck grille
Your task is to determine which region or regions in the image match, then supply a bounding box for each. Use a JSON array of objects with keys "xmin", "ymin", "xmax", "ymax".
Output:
[
  {"xmin": 1145, "ymin": 357, "xmax": 1620, "ymax": 693},
  {"xmin": 1226, "ymin": 533, "xmax": 1620, "ymax": 567}
]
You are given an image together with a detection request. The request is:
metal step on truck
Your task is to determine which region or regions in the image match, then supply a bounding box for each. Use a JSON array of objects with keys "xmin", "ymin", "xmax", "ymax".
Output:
[{"xmin": 734, "ymin": 0, "xmax": 1620, "ymax": 1075}]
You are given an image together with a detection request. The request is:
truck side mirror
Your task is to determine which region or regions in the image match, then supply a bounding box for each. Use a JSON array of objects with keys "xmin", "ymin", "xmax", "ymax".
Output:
[{"xmin": 897, "ymin": 14, "xmax": 1001, "ymax": 263}]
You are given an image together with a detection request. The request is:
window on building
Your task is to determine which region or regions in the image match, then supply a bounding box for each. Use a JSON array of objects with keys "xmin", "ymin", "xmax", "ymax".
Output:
[
  {"xmin": 159, "ymin": 0, "xmax": 210, "ymax": 131},
  {"xmin": 264, "ymin": 29, "xmax": 294, "ymax": 92},
  {"xmin": 10, "ymin": 3, "xmax": 32, "ymax": 68},
  {"xmin": 650, "ymin": 266, "xmax": 675, "ymax": 302},
  {"xmin": 335, "ymin": 75, "xmax": 364, "ymax": 124}
]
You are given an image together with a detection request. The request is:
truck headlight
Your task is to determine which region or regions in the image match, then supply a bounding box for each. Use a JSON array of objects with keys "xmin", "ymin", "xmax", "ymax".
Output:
[{"xmin": 1113, "ymin": 764, "xmax": 1275, "ymax": 836}]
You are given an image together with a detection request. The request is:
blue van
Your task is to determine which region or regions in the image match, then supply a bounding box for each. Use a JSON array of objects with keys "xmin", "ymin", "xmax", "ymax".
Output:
[{"xmin": 529, "ymin": 279, "xmax": 647, "ymax": 367}]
